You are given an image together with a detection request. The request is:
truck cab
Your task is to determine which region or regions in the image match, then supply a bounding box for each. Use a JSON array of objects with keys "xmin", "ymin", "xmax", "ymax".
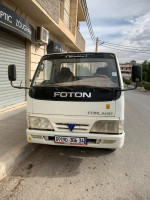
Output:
[{"xmin": 26, "ymin": 52, "xmax": 125, "ymax": 149}]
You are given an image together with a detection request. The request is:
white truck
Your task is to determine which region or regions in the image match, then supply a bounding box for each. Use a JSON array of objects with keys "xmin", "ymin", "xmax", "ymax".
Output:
[{"xmin": 8, "ymin": 52, "xmax": 142, "ymax": 150}]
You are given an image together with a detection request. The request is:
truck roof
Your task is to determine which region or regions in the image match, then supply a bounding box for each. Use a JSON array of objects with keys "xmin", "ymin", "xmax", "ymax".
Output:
[{"xmin": 41, "ymin": 52, "xmax": 116, "ymax": 60}]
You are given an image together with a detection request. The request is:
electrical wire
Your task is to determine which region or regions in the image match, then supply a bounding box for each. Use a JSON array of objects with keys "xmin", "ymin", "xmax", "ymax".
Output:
[
  {"xmin": 101, "ymin": 43, "xmax": 150, "ymax": 54},
  {"xmin": 80, "ymin": 0, "xmax": 96, "ymax": 43},
  {"xmin": 99, "ymin": 40, "xmax": 150, "ymax": 52},
  {"xmin": 81, "ymin": 0, "xmax": 150, "ymax": 54}
]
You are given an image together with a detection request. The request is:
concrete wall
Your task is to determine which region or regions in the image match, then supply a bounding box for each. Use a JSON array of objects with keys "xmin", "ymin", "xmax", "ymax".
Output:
[
  {"xmin": 30, "ymin": 45, "xmax": 45, "ymax": 79},
  {"xmin": 37, "ymin": 0, "xmax": 60, "ymax": 24},
  {"xmin": 70, "ymin": 0, "xmax": 78, "ymax": 35}
]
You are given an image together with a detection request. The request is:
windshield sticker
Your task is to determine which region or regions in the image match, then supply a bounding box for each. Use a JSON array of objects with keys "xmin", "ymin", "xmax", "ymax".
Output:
[
  {"xmin": 112, "ymin": 72, "xmax": 117, "ymax": 76},
  {"xmin": 65, "ymin": 55, "xmax": 88, "ymax": 58}
]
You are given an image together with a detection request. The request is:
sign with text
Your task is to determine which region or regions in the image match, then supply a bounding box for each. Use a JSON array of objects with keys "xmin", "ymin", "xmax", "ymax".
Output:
[
  {"xmin": 0, "ymin": 4, "xmax": 35, "ymax": 41},
  {"xmin": 47, "ymin": 39, "xmax": 64, "ymax": 53}
]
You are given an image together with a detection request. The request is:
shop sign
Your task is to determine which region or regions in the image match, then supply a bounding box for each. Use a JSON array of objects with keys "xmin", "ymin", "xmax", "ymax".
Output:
[
  {"xmin": 0, "ymin": 4, "xmax": 35, "ymax": 41},
  {"xmin": 47, "ymin": 39, "xmax": 64, "ymax": 53}
]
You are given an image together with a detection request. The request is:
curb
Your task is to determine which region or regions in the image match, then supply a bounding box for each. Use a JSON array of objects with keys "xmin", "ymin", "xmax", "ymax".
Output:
[
  {"xmin": 0, "ymin": 104, "xmax": 26, "ymax": 120},
  {"xmin": 0, "ymin": 142, "xmax": 37, "ymax": 181},
  {"xmin": 0, "ymin": 102, "xmax": 26, "ymax": 115}
]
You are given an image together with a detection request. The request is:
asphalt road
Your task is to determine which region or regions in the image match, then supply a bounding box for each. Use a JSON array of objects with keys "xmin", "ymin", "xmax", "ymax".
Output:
[{"xmin": 0, "ymin": 90, "xmax": 150, "ymax": 200}]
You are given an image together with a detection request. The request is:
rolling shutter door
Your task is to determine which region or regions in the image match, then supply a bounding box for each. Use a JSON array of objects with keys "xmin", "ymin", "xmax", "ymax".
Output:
[{"xmin": 0, "ymin": 31, "xmax": 26, "ymax": 109}]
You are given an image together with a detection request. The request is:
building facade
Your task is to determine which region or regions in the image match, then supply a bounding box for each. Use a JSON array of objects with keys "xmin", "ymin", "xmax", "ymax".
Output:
[
  {"xmin": 0, "ymin": 0, "xmax": 86, "ymax": 111},
  {"xmin": 120, "ymin": 60, "xmax": 136, "ymax": 80}
]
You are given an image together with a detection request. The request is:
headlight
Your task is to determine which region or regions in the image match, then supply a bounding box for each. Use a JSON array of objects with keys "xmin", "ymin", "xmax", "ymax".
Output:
[
  {"xmin": 29, "ymin": 116, "xmax": 54, "ymax": 130},
  {"xmin": 90, "ymin": 120, "xmax": 123, "ymax": 134}
]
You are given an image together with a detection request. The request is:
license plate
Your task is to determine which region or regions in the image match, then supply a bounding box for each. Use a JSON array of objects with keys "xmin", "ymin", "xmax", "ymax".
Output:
[{"xmin": 55, "ymin": 136, "xmax": 87, "ymax": 145}]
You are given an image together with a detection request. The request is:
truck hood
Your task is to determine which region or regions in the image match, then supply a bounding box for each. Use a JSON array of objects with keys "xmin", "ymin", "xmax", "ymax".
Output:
[{"xmin": 32, "ymin": 99, "xmax": 116, "ymax": 117}]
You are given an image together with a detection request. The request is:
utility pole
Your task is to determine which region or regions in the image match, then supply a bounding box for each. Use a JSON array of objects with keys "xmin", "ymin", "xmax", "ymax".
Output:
[{"xmin": 95, "ymin": 37, "xmax": 98, "ymax": 52}]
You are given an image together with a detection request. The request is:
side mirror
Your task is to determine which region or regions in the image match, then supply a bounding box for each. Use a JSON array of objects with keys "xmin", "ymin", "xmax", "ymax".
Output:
[
  {"xmin": 8, "ymin": 64, "xmax": 30, "ymax": 89},
  {"xmin": 8, "ymin": 64, "xmax": 16, "ymax": 81},
  {"xmin": 132, "ymin": 65, "xmax": 142, "ymax": 83}
]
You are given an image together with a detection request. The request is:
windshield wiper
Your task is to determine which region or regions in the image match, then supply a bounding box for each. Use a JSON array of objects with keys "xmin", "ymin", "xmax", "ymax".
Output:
[
  {"xmin": 72, "ymin": 85, "xmax": 118, "ymax": 91},
  {"xmin": 40, "ymin": 81, "xmax": 54, "ymax": 86},
  {"xmin": 115, "ymin": 86, "xmax": 138, "ymax": 91},
  {"xmin": 39, "ymin": 82, "xmax": 73, "ymax": 91},
  {"xmin": 54, "ymin": 84, "xmax": 74, "ymax": 91},
  {"xmin": 39, "ymin": 82, "xmax": 121, "ymax": 92}
]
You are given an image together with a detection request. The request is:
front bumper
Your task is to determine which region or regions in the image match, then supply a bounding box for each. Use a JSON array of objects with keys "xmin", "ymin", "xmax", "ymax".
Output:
[{"xmin": 26, "ymin": 129, "xmax": 125, "ymax": 149}]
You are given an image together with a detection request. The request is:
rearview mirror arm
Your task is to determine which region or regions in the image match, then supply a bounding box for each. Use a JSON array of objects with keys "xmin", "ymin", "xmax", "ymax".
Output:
[
  {"xmin": 118, "ymin": 82, "xmax": 138, "ymax": 91},
  {"xmin": 10, "ymin": 81, "xmax": 31, "ymax": 90}
]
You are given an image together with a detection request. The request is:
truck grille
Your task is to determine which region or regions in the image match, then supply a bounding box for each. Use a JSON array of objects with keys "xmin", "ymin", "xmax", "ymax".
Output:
[{"xmin": 54, "ymin": 123, "xmax": 89, "ymax": 132}]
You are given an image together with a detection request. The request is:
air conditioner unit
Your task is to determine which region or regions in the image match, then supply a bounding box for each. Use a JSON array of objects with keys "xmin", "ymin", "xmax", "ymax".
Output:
[{"xmin": 36, "ymin": 27, "xmax": 49, "ymax": 45}]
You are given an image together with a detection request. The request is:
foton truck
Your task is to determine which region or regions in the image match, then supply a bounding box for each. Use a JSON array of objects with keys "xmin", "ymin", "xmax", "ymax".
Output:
[{"xmin": 8, "ymin": 53, "xmax": 142, "ymax": 149}]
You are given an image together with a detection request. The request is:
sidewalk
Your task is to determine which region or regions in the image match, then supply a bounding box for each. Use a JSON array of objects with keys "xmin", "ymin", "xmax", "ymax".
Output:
[
  {"xmin": 136, "ymin": 87, "xmax": 150, "ymax": 94},
  {"xmin": 0, "ymin": 105, "xmax": 37, "ymax": 180},
  {"xmin": 125, "ymin": 85, "xmax": 150, "ymax": 95}
]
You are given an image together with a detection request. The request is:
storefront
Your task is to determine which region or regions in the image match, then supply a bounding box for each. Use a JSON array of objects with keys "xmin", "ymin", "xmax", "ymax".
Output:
[
  {"xmin": 0, "ymin": 3, "xmax": 35, "ymax": 110},
  {"xmin": 0, "ymin": 0, "xmax": 85, "ymax": 111}
]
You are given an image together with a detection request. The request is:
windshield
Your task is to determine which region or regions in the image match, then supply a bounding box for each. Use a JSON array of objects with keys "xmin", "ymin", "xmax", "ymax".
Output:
[{"xmin": 33, "ymin": 57, "xmax": 119, "ymax": 88}]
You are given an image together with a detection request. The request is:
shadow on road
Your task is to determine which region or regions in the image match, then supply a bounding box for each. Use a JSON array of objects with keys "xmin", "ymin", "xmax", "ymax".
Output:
[{"xmin": 11, "ymin": 144, "xmax": 113, "ymax": 179}]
